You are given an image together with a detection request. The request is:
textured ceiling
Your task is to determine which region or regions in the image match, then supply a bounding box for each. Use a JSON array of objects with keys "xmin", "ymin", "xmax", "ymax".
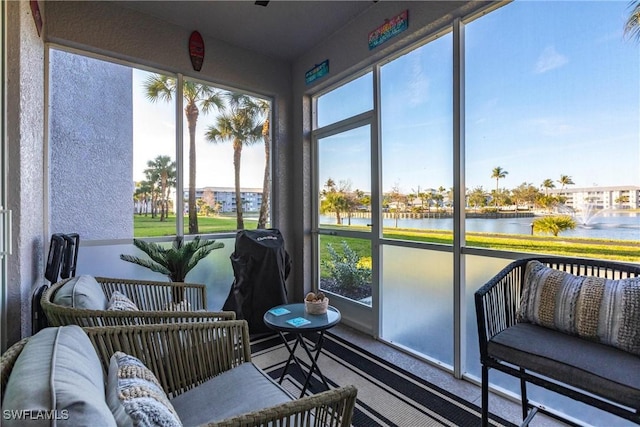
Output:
[{"xmin": 118, "ymin": 1, "xmax": 378, "ymax": 61}]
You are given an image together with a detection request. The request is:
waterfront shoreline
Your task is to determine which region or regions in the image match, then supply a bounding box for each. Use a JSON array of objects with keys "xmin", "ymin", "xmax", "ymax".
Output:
[
  {"xmin": 321, "ymin": 211, "xmax": 639, "ymax": 241},
  {"xmin": 330, "ymin": 208, "xmax": 640, "ymax": 221}
]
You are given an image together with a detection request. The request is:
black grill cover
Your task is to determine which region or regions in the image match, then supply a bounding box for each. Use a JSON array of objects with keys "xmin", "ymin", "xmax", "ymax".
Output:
[{"xmin": 223, "ymin": 229, "xmax": 291, "ymax": 334}]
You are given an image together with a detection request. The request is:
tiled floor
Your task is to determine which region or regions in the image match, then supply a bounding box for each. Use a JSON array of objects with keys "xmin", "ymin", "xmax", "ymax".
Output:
[{"xmin": 330, "ymin": 323, "xmax": 569, "ymax": 427}]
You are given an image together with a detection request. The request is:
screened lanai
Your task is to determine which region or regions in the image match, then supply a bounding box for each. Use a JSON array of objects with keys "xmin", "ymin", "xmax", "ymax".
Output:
[{"xmin": 3, "ymin": 1, "xmax": 639, "ymax": 426}]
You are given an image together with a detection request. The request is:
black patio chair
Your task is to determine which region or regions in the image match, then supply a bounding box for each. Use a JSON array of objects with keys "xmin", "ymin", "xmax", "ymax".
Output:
[{"xmin": 33, "ymin": 233, "xmax": 80, "ymax": 334}]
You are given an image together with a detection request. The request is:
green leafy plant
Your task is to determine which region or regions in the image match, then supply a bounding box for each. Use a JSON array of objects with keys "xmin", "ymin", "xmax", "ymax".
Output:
[
  {"xmin": 533, "ymin": 215, "xmax": 576, "ymax": 237},
  {"xmin": 322, "ymin": 241, "xmax": 371, "ymax": 290},
  {"xmin": 120, "ymin": 236, "xmax": 224, "ymax": 282}
]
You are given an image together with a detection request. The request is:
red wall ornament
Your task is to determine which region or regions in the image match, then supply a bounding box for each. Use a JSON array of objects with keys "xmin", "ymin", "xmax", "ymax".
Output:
[
  {"xmin": 30, "ymin": 1, "xmax": 43, "ymax": 37},
  {"xmin": 189, "ymin": 31, "xmax": 205, "ymax": 72}
]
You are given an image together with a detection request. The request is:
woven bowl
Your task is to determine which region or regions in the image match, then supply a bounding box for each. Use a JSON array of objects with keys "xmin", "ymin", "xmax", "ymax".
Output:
[{"xmin": 304, "ymin": 298, "xmax": 329, "ymax": 315}]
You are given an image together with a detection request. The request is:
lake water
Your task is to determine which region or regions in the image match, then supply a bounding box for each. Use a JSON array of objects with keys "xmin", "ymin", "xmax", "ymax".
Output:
[{"xmin": 321, "ymin": 213, "xmax": 640, "ymax": 241}]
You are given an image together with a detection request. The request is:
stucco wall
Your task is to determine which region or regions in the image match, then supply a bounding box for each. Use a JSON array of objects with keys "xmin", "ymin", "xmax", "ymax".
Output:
[
  {"xmin": 43, "ymin": 2, "xmax": 293, "ymax": 251},
  {"xmin": 41, "ymin": 2, "xmax": 295, "ymax": 297},
  {"xmin": 48, "ymin": 49, "xmax": 133, "ymax": 239},
  {"xmin": 6, "ymin": 1, "xmax": 295, "ymax": 345},
  {"xmin": 5, "ymin": 0, "xmax": 46, "ymax": 345}
]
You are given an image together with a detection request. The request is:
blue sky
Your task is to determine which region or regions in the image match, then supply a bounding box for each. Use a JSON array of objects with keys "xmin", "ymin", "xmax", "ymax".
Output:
[
  {"xmin": 464, "ymin": 0, "xmax": 639, "ymax": 191},
  {"xmin": 133, "ymin": 1, "xmax": 639, "ymax": 195},
  {"xmin": 319, "ymin": 0, "xmax": 639, "ymax": 195},
  {"xmin": 132, "ymin": 73, "xmax": 267, "ymax": 188}
]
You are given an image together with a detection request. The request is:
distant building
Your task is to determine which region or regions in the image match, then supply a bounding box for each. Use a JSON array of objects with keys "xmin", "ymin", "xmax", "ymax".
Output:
[
  {"xmin": 549, "ymin": 186, "xmax": 640, "ymax": 210},
  {"xmin": 185, "ymin": 187, "xmax": 263, "ymax": 213}
]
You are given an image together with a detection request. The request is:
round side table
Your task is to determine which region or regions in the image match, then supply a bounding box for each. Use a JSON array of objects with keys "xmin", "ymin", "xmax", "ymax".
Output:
[{"xmin": 263, "ymin": 303, "xmax": 341, "ymax": 397}]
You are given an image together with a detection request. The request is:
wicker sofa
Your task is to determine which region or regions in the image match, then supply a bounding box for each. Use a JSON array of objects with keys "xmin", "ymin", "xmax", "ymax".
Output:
[
  {"xmin": 0, "ymin": 321, "xmax": 357, "ymax": 426},
  {"xmin": 41, "ymin": 275, "xmax": 235, "ymax": 327},
  {"xmin": 475, "ymin": 257, "xmax": 640, "ymax": 426}
]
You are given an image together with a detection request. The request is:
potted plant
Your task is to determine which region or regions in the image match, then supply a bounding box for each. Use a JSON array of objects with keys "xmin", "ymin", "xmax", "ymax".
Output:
[{"xmin": 120, "ymin": 236, "xmax": 224, "ymax": 302}]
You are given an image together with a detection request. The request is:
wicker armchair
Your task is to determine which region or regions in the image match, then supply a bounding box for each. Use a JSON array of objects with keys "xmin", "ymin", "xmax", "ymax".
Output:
[
  {"xmin": 41, "ymin": 276, "xmax": 235, "ymax": 327},
  {"xmin": 0, "ymin": 337, "xmax": 27, "ymax": 394},
  {"xmin": 1, "ymin": 322, "xmax": 358, "ymax": 427}
]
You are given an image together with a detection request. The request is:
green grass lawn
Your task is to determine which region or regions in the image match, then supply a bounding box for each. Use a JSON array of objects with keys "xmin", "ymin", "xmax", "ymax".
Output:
[
  {"xmin": 134, "ymin": 215, "xmax": 639, "ymax": 262},
  {"xmin": 320, "ymin": 226, "xmax": 640, "ymax": 263},
  {"xmin": 133, "ymin": 214, "xmax": 257, "ymax": 237}
]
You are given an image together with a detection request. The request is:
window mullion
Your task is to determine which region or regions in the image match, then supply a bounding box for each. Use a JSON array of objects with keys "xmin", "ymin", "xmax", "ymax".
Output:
[
  {"xmin": 452, "ymin": 17, "xmax": 466, "ymax": 380},
  {"xmin": 371, "ymin": 64, "xmax": 382, "ymax": 339},
  {"xmin": 176, "ymin": 74, "xmax": 184, "ymax": 237}
]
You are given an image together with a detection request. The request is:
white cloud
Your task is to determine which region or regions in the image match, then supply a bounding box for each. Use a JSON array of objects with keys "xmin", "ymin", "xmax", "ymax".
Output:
[{"xmin": 534, "ymin": 46, "xmax": 569, "ymax": 74}]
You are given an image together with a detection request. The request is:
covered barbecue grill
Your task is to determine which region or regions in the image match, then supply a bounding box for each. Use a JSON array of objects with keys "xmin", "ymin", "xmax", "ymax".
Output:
[{"xmin": 223, "ymin": 228, "xmax": 291, "ymax": 334}]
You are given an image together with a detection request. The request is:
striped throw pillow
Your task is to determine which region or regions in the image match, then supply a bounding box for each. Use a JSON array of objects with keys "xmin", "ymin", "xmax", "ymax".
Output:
[
  {"xmin": 107, "ymin": 352, "xmax": 182, "ymax": 427},
  {"xmin": 518, "ymin": 260, "xmax": 640, "ymax": 356}
]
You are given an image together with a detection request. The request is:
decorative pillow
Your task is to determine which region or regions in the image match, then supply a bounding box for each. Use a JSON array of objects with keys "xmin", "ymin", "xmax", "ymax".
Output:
[
  {"xmin": 107, "ymin": 351, "xmax": 182, "ymax": 427},
  {"xmin": 52, "ymin": 275, "xmax": 108, "ymax": 310},
  {"xmin": 107, "ymin": 291, "xmax": 139, "ymax": 311},
  {"xmin": 518, "ymin": 260, "xmax": 640, "ymax": 355}
]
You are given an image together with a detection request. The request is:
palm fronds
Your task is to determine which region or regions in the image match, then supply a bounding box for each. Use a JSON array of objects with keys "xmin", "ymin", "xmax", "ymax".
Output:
[
  {"xmin": 625, "ymin": 1, "xmax": 640, "ymax": 41},
  {"xmin": 120, "ymin": 237, "xmax": 224, "ymax": 282},
  {"xmin": 532, "ymin": 215, "xmax": 576, "ymax": 237}
]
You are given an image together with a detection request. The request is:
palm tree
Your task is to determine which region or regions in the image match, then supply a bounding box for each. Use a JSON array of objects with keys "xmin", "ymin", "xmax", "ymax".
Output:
[
  {"xmin": 533, "ymin": 215, "xmax": 576, "ymax": 237},
  {"xmin": 143, "ymin": 75, "xmax": 223, "ymax": 234},
  {"xmin": 141, "ymin": 168, "xmax": 159, "ymax": 218},
  {"xmin": 490, "ymin": 167, "xmax": 508, "ymax": 207},
  {"xmin": 238, "ymin": 96, "xmax": 271, "ymax": 229},
  {"xmin": 433, "ymin": 193, "xmax": 444, "ymax": 212},
  {"xmin": 320, "ymin": 179, "xmax": 348, "ymax": 225},
  {"xmin": 205, "ymin": 93, "xmax": 262, "ymax": 230},
  {"xmin": 424, "ymin": 191, "xmax": 434, "ymax": 213},
  {"xmin": 144, "ymin": 155, "xmax": 176, "ymax": 221},
  {"xmin": 120, "ymin": 236, "xmax": 224, "ymax": 301},
  {"xmin": 142, "ymin": 164, "xmax": 160, "ymax": 218},
  {"xmin": 134, "ymin": 181, "xmax": 152, "ymax": 215},
  {"xmin": 625, "ymin": 1, "xmax": 640, "ymax": 41},
  {"xmin": 541, "ymin": 178, "xmax": 555, "ymax": 196},
  {"xmin": 417, "ymin": 191, "xmax": 428, "ymax": 212},
  {"xmin": 437, "ymin": 185, "xmax": 447, "ymax": 209},
  {"xmin": 558, "ymin": 174, "xmax": 575, "ymax": 189}
]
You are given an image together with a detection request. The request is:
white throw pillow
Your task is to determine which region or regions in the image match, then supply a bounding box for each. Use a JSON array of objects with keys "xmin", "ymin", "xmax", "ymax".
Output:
[{"xmin": 107, "ymin": 291, "xmax": 139, "ymax": 311}]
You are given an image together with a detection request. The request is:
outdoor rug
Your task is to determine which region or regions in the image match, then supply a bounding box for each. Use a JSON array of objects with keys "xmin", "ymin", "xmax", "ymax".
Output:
[{"xmin": 251, "ymin": 332, "xmax": 517, "ymax": 427}]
